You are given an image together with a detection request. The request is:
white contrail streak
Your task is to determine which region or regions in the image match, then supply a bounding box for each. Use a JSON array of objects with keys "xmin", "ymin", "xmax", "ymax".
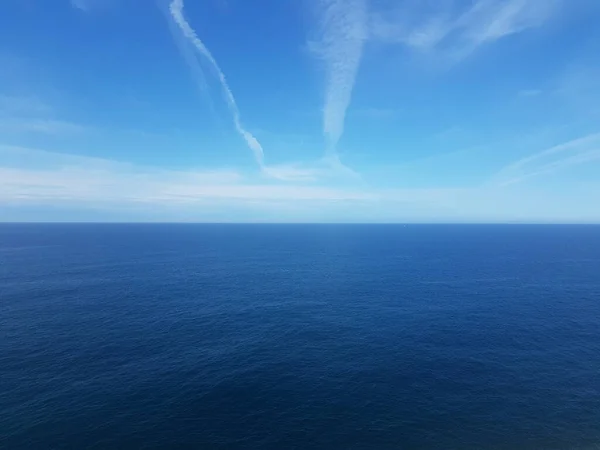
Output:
[
  {"xmin": 315, "ymin": 0, "xmax": 367, "ymax": 158},
  {"xmin": 492, "ymin": 133, "xmax": 600, "ymax": 186},
  {"xmin": 168, "ymin": 0, "xmax": 265, "ymax": 167}
]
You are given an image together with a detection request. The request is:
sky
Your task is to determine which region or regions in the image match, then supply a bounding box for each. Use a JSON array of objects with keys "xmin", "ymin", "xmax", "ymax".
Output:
[{"xmin": 1, "ymin": 0, "xmax": 600, "ymax": 223}]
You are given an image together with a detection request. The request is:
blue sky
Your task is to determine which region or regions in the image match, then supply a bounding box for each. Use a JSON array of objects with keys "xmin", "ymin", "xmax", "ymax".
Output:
[{"xmin": 1, "ymin": 0, "xmax": 600, "ymax": 222}]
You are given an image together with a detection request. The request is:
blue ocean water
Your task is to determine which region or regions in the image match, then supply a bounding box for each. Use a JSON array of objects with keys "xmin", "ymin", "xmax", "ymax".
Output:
[{"xmin": 1, "ymin": 224, "xmax": 599, "ymax": 449}]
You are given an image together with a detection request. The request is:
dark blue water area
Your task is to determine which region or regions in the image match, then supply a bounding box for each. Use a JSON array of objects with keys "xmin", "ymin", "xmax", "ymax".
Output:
[{"xmin": 1, "ymin": 224, "xmax": 599, "ymax": 449}]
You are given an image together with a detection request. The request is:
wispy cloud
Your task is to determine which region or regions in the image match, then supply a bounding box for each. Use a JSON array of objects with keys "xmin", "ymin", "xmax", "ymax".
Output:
[
  {"xmin": 70, "ymin": 0, "xmax": 96, "ymax": 12},
  {"xmin": 166, "ymin": 0, "xmax": 362, "ymax": 183},
  {"xmin": 349, "ymin": 107, "xmax": 397, "ymax": 119},
  {"xmin": 0, "ymin": 146, "xmax": 372, "ymax": 206},
  {"xmin": 0, "ymin": 94, "xmax": 51, "ymax": 114},
  {"xmin": 70, "ymin": 0, "xmax": 112, "ymax": 13},
  {"xmin": 263, "ymin": 159, "xmax": 360, "ymax": 182},
  {"xmin": 492, "ymin": 132, "xmax": 600, "ymax": 186},
  {"xmin": 0, "ymin": 146, "xmax": 464, "ymax": 220},
  {"xmin": 262, "ymin": 163, "xmax": 326, "ymax": 183},
  {"xmin": 310, "ymin": 0, "xmax": 368, "ymax": 158},
  {"xmin": 0, "ymin": 92, "xmax": 86, "ymax": 135},
  {"xmin": 166, "ymin": 0, "xmax": 266, "ymax": 167},
  {"xmin": 371, "ymin": 0, "xmax": 560, "ymax": 60},
  {"xmin": 70, "ymin": 0, "xmax": 87, "ymax": 11},
  {"xmin": 306, "ymin": 0, "xmax": 557, "ymax": 163},
  {"xmin": 0, "ymin": 118, "xmax": 87, "ymax": 135},
  {"xmin": 3, "ymin": 146, "xmax": 600, "ymax": 222},
  {"xmin": 518, "ymin": 89, "xmax": 543, "ymax": 97}
]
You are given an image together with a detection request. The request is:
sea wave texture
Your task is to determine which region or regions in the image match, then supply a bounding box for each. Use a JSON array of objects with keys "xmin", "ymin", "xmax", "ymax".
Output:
[{"xmin": 1, "ymin": 224, "xmax": 599, "ymax": 449}]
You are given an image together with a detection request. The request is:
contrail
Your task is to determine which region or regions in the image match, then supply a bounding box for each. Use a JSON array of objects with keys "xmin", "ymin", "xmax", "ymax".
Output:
[
  {"xmin": 167, "ymin": 0, "xmax": 265, "ymax": 167},
  {"xmin": 500, "ymin": 132, "xmax": 600, "ymax": 175},
  {"xmin": 491, "ymin": 133, "xmax": 600, "ymax": 186},
  {"xmin": 314, "ymin": 0, "xmax": 368, "ymax": 159}
]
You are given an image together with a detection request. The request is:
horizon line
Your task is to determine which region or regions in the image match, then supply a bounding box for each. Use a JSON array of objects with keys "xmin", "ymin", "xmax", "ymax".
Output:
[{"xmin": 1, "ymin": 222, "xmax": 600, "ymax": 226}]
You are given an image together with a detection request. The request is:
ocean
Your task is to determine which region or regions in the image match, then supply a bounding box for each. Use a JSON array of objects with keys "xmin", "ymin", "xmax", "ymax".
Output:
[{"xmin": 1, "ymin": 224, "xmax": 599, "ymax": 449}]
